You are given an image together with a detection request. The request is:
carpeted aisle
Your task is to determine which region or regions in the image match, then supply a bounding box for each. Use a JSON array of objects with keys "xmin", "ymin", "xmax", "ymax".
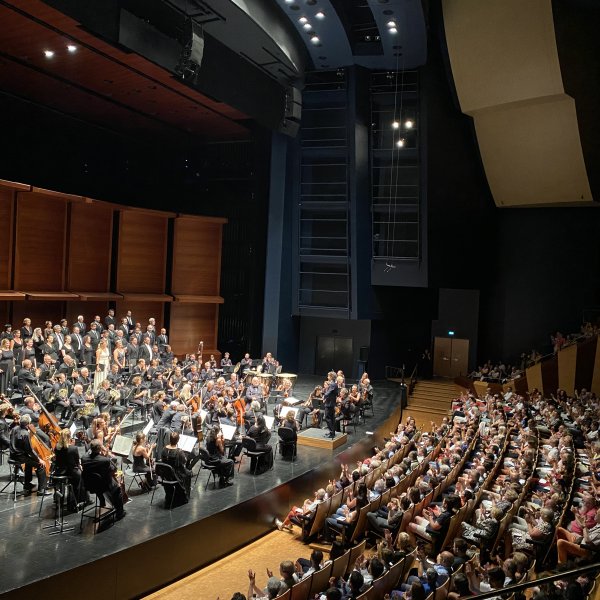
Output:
[{"xmin": 144, "ymin": 528, "xmax": 312, "ymax": 600}]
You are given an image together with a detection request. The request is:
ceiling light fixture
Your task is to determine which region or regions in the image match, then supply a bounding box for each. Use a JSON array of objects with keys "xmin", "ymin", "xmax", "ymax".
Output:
[
  {"xmin": 396, "ymin": 138, "xmax": 405, "ymax": 148},
  {"xmin": 392, "ymin": 121, "xmax": 399, "ymax": 129},
  {"xmin": 405, "ymin": 119, "xmax": 414, "ymax": 129},
  {"xmin": 389, "ymin": 27, "xmax": 398, "ymax": 34},
  {"xmin": 284, "ymin": 0, "xmax": 294, "ymax": 3},
  {"xmin": 387, "ymin": 21, "xmax": 396, "ymax": 27},
  {"xmin": 67, "ymin": 44, "xmax": 77, "ymax": 53},
  {"xmin": 43, "ymin": 50, "xmax": 54, "ymax": 58},
  {"xmin": 310, "ymin": 35, "xmax": 320, "ymax": 44},
  {"xmin": 303, "ymin": 22, "xmax": 312, "ymax": 30},
  {"xmin": 316, "ymin": 11, "xmax": 325, "ymax": 19},
  {"xmin": 299, "ymin": 16, "xmax": 308, "ymax": 23}
]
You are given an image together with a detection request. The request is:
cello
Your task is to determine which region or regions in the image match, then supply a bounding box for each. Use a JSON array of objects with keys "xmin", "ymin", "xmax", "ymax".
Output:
[{"xmin": 26, "ymin": 385, "xmax": 61, "ymax": 449}]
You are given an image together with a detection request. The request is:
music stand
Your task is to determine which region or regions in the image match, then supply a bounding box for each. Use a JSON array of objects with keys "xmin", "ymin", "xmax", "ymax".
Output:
[
  {"xmin": 284, "ymin": 396, "xmax": 302, "ymax": 406},
  {"xmin": 263, "ymin": 415, "xmax": 275, "ymax": 430},
  {"xmin": 112, "ymin": 435, "xmax": 134, "ymax": 459},
  {"xmin": 143, "ymin": 420, "xmax": 154, "ymax": 436}
]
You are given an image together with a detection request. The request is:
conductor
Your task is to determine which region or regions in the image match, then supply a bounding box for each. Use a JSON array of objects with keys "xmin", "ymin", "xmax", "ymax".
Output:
[{"xmin": 323, "ymin": 372, "xmax": 342, "ymax": 439}]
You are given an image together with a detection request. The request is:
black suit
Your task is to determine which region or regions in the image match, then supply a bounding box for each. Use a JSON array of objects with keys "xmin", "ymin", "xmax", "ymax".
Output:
[
  {"xmin": 73, "ymin": 322, "xmax": 86, "ymax": 335},
  {"xmin": 157, "ymin": 334, "xmax": 168, "ymax": 351},
  {"xmin": 104, "ymin": 316, "xmax": 116, "ymax": 328},
  {"xmin": 323, "ymin": 381, "xmax": 339, "ymax": 437},
  {"xmin": 139, "ymin": 344, "xmax": 153, "ymax": 363},
  {"xmin": 81, "ymin": 453, "xmax": 125, "ymax": 517}
]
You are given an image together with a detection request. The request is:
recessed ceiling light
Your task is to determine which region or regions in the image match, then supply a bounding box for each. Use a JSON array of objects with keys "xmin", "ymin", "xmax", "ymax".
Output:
[
  {"xmin": 387, "ymin": 21, "xmax": 396, "ymax": 27},
  {"xmin": 285, "ymin": 0, "xmax": 294, "ymax": 3},
  {"xmin": 316, "ymin": 11, "xmax": 325, "ymax": 19},
  {"xmin": 67, "ymin": 44, "xmax": 77, "ymax": 53},
  {"xmin": 389, "ymin": 27, "xmax": 398, "ymax": 34},
  {"xmin": 303, "ymin": 23, "xmax": 312, "ymax": 30},
  {"xmin": 396, "ymin": 139, "xmax": 405, "ymax": 147},
  {"xmin": 392, "ymin": 121, "xmax": 399, "ymax": 129},
  {"xmin": 43, "ymin": 50, "xmax": 54, "ymax": 58},
  {"xmin": 310, "ymin": 35, "xmax": 320, "ymax": 44},
  {"xmin": 405, "ymin": 120, "xmax": 414, "ymax": 129},
  {"xmin": 299, "ymin": 16, "xmax": 308, "ymax": 23}
]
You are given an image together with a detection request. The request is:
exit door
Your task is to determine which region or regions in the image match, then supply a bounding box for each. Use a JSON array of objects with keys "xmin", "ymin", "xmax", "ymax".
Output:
[{"xmin": 433, "ymin": 337, "xmax": 469, "ymax": 378}]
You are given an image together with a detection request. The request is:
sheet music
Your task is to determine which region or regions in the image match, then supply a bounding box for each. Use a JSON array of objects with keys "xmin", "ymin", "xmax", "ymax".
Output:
[
  {"xmin": 111, "ymin": 434, "xmax": 134, "ymax": 457},
  {"xmin": 263, "ymin": 415, "xmax": 275, "ymax": 430},
  {"xmin": 219, "ymin": 423, "xmax": 237, "ymax": 441},
  {"xmin": 177, "ymin": 434, "xmax": 197, "ymax": 453},
  {"xmin": 284, "ymin": 396, "xmax": 302, "ymax": 405},
  {"xmin": 142, "ymin": 419, "xmax": 154, "ymax": 436},
  {"xmin": 280, "ymin": 406, "xmax": 299, "ymax": 419}
]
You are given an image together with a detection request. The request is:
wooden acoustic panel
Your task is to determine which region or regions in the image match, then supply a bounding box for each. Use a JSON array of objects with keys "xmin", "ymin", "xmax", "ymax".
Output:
[
  {"xmin": 65, "ymin": 301, "xmax": 110, "ymax": 330},
  {"xmin": 557, "ymin": 344, "xmax": 577, "ymax": 396},
  {"xmin": 541, "ymin": 356, "xmax": 559, "ymax": 396},
  {"xmin": 592, "ymin": 337, "xmax": 600, "ymax": 396},
  {"xmin": 114, "ymin": 301, "xmax": 164, "ymax": 331},
  {"xmin": 172, "ymin": 217, "xmax": 223, "ymax": 296},
  {"xmin": 67, "ymin": 201, "xmax": 113, "ymax": 292},
  {"xmin": 0, "ymin": 302, "xmax": 9, "ymax": 329},
  {"xmin": 116, "ymin": 210, "xmax": 168, "ymax": 294},
  {"xmin": 14, "ymin": 192, "xmax": 67, "ymax": 291},
  {"xmin": 0, "ymin": 189, "xmax": 14, "ymax": 289},
  {"xmin": 526, "ymin": 362, "xmax": 543, "ymax": 393},
  {"xmin": 576, "ymin": 336, "xmax": 598, "ymax": 392},
  {"xmin": 12, "ymin": 302, "xmax": 65, "ymax": 332},
  {"xmin": 169, "ymin": 302, "xmax": 218, "ymax": 356}
]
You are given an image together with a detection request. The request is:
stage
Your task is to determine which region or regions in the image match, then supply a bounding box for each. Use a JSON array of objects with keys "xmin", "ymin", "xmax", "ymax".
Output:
[{"xmin": 0, "ymin": 376, "xmax": 404, "ymax": 599}]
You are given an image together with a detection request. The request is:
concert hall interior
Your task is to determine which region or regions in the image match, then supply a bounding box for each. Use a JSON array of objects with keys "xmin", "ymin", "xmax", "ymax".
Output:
[{"xmin": 1, "ymin": 1, "xmax": 600, "ymax": 599}]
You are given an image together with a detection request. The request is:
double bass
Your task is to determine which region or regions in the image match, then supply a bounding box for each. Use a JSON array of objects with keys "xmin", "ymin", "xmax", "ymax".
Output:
[{"xmin": 26, "ymin": 385, "xmax": 60, "ymax": 476}]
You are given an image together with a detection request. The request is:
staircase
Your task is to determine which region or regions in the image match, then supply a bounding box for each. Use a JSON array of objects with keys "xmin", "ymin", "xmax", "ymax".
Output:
[{"xmin": 404, "ymin": 379, "xmax": 459, "ymax": 427}]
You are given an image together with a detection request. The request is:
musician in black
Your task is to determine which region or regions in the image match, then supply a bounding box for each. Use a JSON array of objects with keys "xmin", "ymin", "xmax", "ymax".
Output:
[
  {"xmin": 240, "ymin": 353, "xmax": 252, "ymax": 372},
  {"xmin": 68, "ymin": 383, "xmax": 90, "ymax": 427},
  {"xmin": 104, "ymin": 309, "xmax": 116, "ymax": 329},
  {"xmin": 81, "ymin": 439, "xmax": 126, "ymax": 520},
  {"xmin": 323, "ymin": 373, "xmax": 341, "ymax": 439},
  {"xmin": 9, "ymin": 414, "xmax": 50, "ymax": 495},
  {"xmin": 205, "ymin": 425, "xmax": 234, "ymax": 486},
  {"xmin": 245, "ymin": 376, "xmax": 264, "ymax": 409}
]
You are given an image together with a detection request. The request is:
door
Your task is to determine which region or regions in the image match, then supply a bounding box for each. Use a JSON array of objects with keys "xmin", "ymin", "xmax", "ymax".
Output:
[
  {"xmin": 433, "ymin": 337, "xmax": 452, "ymax": 377},
  {"xmin": 433, "ymin": 337, "xmax": 469, "ymax": 378},
  {"xmin": 450, "ymin": 338, "xmax": 469, "ymax": 377},
  {"xmin": 316, "ymin": 336, "xmax": 353, "ymax": 377}
]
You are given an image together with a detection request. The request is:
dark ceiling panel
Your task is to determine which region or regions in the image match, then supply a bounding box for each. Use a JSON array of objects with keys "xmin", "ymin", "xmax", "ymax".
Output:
[{"xmin": 0, "ymin": 0, "xmax": 249, "ymax": 139}]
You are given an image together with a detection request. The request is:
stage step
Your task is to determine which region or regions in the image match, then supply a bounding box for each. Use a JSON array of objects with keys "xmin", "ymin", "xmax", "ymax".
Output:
[{"xmin": 405, "ymin": 380, "xmax": 459, "ymax": 421}]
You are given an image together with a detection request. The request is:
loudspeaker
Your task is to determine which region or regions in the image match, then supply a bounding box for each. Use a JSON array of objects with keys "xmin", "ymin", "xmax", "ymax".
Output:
[
  {"xmin": 285, "ymin": 87, "xmax": 302, "ymax": 122},
  {"xmin": 359, "ymin": 346, "xmax": 369, "ymax": 362},
  {"xmin": 189, "ymin": 23, "xmax": 204, "ymax": 66}
]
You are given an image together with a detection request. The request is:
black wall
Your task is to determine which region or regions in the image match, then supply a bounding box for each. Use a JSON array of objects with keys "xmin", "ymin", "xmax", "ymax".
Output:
[{"xmin": 0, "ymin": 92, "xmax": 270, "ymax": 359}]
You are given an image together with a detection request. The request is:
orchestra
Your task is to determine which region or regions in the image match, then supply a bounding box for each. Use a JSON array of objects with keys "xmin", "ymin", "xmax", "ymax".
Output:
[{"xmin": 0, "ymin": 310, "xmax": 378, "ymax": 539}]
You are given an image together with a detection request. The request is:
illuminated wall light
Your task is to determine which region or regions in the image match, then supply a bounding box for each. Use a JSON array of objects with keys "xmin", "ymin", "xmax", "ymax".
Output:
[
  {"xmin": 396, "ymin": 139, "xmax": 405, "ymax": 147},
  {"xmin": 299, "ymin": 16, "xmax": 308, "ymax": 23},
  {"xmin": 303, "ymin": 23, "xmax": 312, "ymax": 30},
  {"xmin": 43, "ymin": 50, "xmax": 55, "ymax": 58},
  {"xmin": 389, "ymin": 27, "xmax": 398, "ymax": 34},
  {"xmin": 310, "ymin": 35, "xmax": 320, "ymax": 44},
  {"xmin": 67, "ymin": 45, "xmax": 77, "ymax": 53},
  {"xmin": 392, "ymin": 121, "xmax": 399, "ymax": 129},
  {"xmin": 315, "ymin": 11, "xmax": 325, "ymax": 19},
  {"xmin": 405, "ymin": 120, "xmax": 414, "ymax": 129}
]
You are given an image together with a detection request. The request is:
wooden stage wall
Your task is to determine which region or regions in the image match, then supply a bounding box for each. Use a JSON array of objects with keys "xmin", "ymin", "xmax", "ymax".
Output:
[{"xmin": 0, "ymin": 180, "xmax": 225, "ymax": 358}]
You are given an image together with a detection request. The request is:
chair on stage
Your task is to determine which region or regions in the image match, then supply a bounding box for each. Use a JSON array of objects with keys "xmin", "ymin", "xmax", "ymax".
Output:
[
  {"xmin": 195, "ymin": 448, "xmax": 219, "ymax": 490},
  {"xmin": 79, "ymin": 471, "xmax": 116, "ymax": 533},
  {"xmin": 151, "ymin": 461, "xmax": 181, "ymax": 509},
  {"xmin": 238, "ymin": 437, "xmax": 272, "ymax": 475},
  {"xmin": 276, "ymin": 427, "xmax": 297, "ymax": 461}
]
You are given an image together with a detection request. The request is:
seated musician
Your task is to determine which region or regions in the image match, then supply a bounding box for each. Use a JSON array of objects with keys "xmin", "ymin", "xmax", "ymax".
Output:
[
  {"xmin": 17, "ymin": 359, "xmax": 41, "ymax": 394},
  {"xmin": 57, "ymin": 355, "xmax": 76, "ymax": 377},
  {"xmin": 295, "ymin": 385, "xmax": 323, "ymax": 429},
  {"xmin": 335, "ymin": 388, "xmax": 355, "ymax": 433},
  {"xmin": 132, "ymin": 431, "xmax": 157, "ymax": 490},
  {"xmin": 227, "ymin": 372, "xmax": 243, "ymax": 395},
  {"xmin": 168, "ymin": 366, "xmax": 186, "ymax": 390},
  {"xmin": 54, "ymin": 428, "xmax": 89, "ymax": 506},
  {"xmin": 261, "ymin": 352, "xmax": 278, "ymax": 375},
  {"xmin": 51, "ymin": 373, "xmax": 70, "ymax": 416},
  {"xmin": 209, "ymin": 354, "xmax": 217, "ymax": 369},
  {"xmin": 220, "ymin": 352, "xmax": 232, "ymax": 368},
  {"xmin": 0, "ymin": 402, "xmax": 13, "ymax": 450},
  {"xmin": 244, "ymin": 400, "xmax": 263, "ymax": 429},
  {"xmin": 214, "ymin": 376, "xmax": 227, "ymax": 396},
  {"xmin": 19, "ymin": 396, "xmax": 51, "ymax": 445},
  {"xmin": 245, "ymin": 376, "xmax": 264, "ymax": 410},
  {"xmin": 151, "ymin": 391, "xmax": 167, "ymax": 425},
  {"xmin": 280, "ymin": 411, "xmax": 299, "ymax": 432},
  {"xmin": 186, "ymin": 364, "xmax": 201, "ymax": 386},
  {"xmin": 68, "ymin": 383, "xmax": 91, "ymax": 428},
  {"xmin": 107, "ymin": 363, "xmax": 123, "ymax": 387},
  {"xmin": 81, "ymin": 439, "xmax": 126, "ymax": 520},
  {"xmin": 9, "ymin": 414, "xmax": 50, "ymax": 496},
  {"xmin": 130, "ymin": 375, "xmax": 149, "ymax": 418},
  {"xmin": 205, "ymin": 425, "xmax": 235, "ymax": 486},
  {"xmin": 240, "ymin": 352, "xmax": 253, "ymax": 372},
  {"xmin": 157, "ymin": 400, "xmax": 178, "ymax": 430},
  {"xmin": 246, "ymin": 414, "xmax": 273, "ymax": 474},
  {"xmin": 132, "ymin": 358, "xmax": 147, "ymax": 378},
  {"xmin": 171, "ymin": 405, "xmax": 194, "ymax": 435},
  {"xmin": 201, "ymin": 361, "xmax": 216, "ymax": 381},
  {"xmin": 160, "ymin": 431, "xmax": 192, "ymax": 504}
]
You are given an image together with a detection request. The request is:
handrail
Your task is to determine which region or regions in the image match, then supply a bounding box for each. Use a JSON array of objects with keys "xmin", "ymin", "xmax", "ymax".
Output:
[{"xmin": 468, "ymin": 561, "xmax": 600, "ymax": 599}]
